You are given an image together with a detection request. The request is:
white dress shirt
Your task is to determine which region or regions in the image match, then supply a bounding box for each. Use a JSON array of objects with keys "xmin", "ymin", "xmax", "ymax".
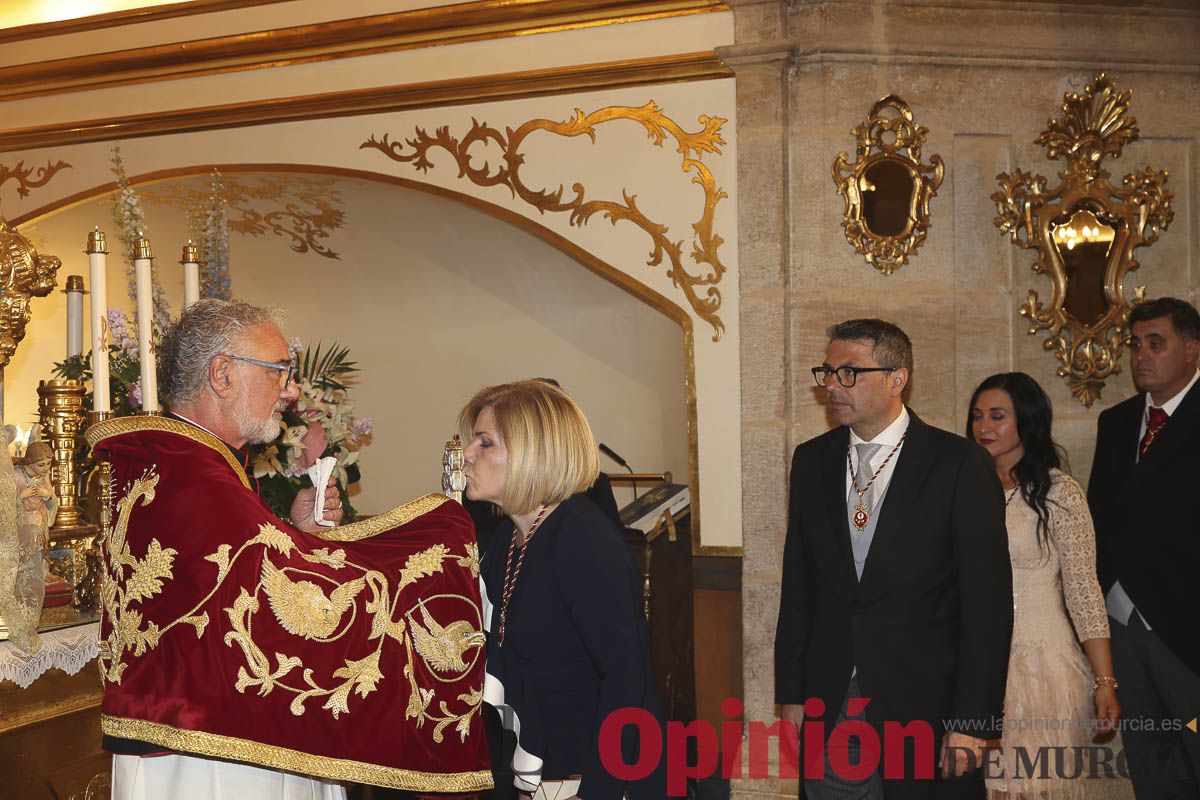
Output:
[{"xmin": 846, "ymin": 405, "xmax": 911, "ymax": 502}]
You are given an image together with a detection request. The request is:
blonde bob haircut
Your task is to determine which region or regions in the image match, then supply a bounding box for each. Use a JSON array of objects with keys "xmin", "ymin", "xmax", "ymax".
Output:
[{"xmin": 457, "ymin": 380, "xmax": 600, "ymax": 516}]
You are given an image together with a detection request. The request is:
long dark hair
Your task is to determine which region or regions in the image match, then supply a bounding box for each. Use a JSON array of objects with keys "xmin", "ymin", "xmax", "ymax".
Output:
[{"xmin": 966, "ymin": 372, "xmax": 1060, "ymax": 549}]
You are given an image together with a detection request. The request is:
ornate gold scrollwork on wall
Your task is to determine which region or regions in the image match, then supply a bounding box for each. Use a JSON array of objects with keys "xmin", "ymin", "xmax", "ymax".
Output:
[
  {"xmin": 0, "ymin": 159, "xmax": 71, "ymax": 200},
  {"xmin": 360, "ymin": 101, "xmax": 729, "ymax": 340},
  {"xmin": 993, "ymin": 72, "xmax": 1174, "ymax": 407},
  {"xmin": 141, "ymin": 175, "xmax": 345, "ymax": 259},
  {"xmin": 832, "ymin": 95, "xmax": 944, "ymax": 275}
]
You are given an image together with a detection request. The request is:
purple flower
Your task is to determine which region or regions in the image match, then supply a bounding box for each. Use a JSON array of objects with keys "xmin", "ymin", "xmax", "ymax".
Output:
[
  {"xmin": 353, "ymin": 418, "xmax": 373, "ymax": 438},
  {"xmin": 127, "ymin": 382, "xmax": 142, "ymax": 407},
  {"xmin": 106, "ymin": 307, "xmax": 139, "ymax": 354}
]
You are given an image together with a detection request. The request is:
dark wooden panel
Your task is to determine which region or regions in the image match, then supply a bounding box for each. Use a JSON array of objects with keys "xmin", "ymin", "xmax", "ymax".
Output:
[
  {"xmin": 0, "ymin": 667, "xmax": 106, "ymax": 800},
  {"xmin": 626, "ymin": 511, "xmax": 696, "ymax": 723}
]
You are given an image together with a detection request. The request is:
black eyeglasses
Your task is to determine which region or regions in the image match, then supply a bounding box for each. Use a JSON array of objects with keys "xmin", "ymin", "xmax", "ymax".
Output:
[
  {"xmin": 811, "ymin": 365, "xmax": 896, "ymax": 388},
  {"xmin": 224, "ymin": 354, "xmax": 298, "ymax": 389}
]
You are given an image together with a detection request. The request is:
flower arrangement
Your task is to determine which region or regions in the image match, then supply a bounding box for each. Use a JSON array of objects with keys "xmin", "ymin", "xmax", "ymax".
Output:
[
  {"xmin": 111, "ymin": 144, "xmax": 172, "ymax": 332},
  {"xmin": 248, "ymin": 341, "xmax": 373, "ymax": 520},
  {"xmin": 190, "ymin": 169, "xmax": 232, "ymax": 300},
  {"xmin": 54, "ymin": 317, "xmax": 373, "ymax": 520}
]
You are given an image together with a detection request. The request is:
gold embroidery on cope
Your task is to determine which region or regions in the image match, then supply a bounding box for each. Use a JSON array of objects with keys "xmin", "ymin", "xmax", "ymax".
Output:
[
  {"xmin": 98, "ymin": 471, "xmax": 484, "ymax": 738},
  {"xmin": 99, "ymin": 715, "xmax": 492, "ymax": 791}
]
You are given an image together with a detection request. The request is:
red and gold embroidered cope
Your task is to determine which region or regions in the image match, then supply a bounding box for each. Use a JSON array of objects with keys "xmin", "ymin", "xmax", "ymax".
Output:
[{"xmin": 86, "ymin": 416, "xmax": 491, "ymax": 793}]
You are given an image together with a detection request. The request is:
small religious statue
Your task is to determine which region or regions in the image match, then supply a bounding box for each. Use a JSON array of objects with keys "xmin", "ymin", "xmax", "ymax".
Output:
[{"xmin": 0, "ymin": 440, "xmax": 58, "ymax": 652}]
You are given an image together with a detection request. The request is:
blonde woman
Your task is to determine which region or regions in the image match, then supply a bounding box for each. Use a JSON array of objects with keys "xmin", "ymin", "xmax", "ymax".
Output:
[{"xmin": 460, "ymin": 380, "xmax": 665, "ymax": 800}]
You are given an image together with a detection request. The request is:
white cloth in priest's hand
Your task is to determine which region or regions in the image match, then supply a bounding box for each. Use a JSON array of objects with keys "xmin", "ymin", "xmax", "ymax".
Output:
[{"xmin": 305, "ymin": 456, "xmax": 338, "ymax": 527}]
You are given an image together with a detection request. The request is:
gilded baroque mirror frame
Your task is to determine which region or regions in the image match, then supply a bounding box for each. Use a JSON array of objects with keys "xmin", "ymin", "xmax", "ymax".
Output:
[
  {"xmin": 993, "ymin": 72, "xmax": 1174, "ymax": 407},
  {"xmin": 833, "ymin": 95, "xmax": 944, "ymax": 275}
]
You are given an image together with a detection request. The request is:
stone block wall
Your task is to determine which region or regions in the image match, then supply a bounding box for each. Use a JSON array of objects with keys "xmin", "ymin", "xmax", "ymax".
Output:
[{"xmin": 727, "ymin": 2, "xmax": 1200, "ymax": 796}]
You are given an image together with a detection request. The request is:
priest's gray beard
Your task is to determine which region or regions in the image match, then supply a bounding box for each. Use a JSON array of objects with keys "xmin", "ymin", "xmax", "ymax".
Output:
[{"xmin": 233, "ymin": 388, "xmax": 285, "ymax": 445}]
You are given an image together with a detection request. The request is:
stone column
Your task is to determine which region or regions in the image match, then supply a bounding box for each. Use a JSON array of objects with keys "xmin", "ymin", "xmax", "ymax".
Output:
[{"xmin": 718, "ymin": 2, "xmax": 796, "ymax": 797}]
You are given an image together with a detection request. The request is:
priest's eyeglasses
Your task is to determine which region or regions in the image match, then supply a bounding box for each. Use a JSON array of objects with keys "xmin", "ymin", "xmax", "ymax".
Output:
[
  {"xmin": 225, "ymin": 354, "xmax": 298, "ymax": 390},
  {"xmin": 811, "ymin": 365, "xmax": 896, "ymax": 388}
]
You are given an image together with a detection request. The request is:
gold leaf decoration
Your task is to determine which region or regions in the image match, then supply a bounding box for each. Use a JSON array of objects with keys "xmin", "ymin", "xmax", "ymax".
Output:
[
  {"xmin": 0, "ymin": 159, "xmax": 71, "ymax": 200},
  {"xmin": 137, "ymin": 174, "xmax": 345, "ymax": 259},
  {"xmin": 456, "ymin": 543, "xmax": 480, "ymax": 579},
  {"xmin": 123, "ymin": 539, "xmax": 178, "ymax": 603},
  {"xmin": 181, "ymin": 612, "xmax": 209, "ymax": 638},
  {"xmin": 1037, "ymin": 73, "xmax": 1138, "ymax": 183},
  {"xmin": 993, "ymin": 72, "xmax": 1174, "ymax": 407},
  {"xmin": 98, "ymin": 465, "xmax": 483, "ymax": 738},
  {"xmin": 361, "ymin": 101, "xmax": 730, "ymax": 340},
  {"xmin": 398, "ymin": 544, "xmax": 449, "ymax": 590},
  {"xmin": 204, "ymin": 543, "xmax": 232, "ymax": 582},
  {"xmin": 252, "ymin": 522, "xmax": 295, "ymax": 555},
  {"xmin": 98, "ymin": 469, "xmax": 172, "ymax": 684}
]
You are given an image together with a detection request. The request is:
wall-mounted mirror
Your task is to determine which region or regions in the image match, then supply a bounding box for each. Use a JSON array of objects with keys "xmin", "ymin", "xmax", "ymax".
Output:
[
  {"xmin": 833, "ymin": 95, "xmax": 943, "ymax": 275},
  {"xmin": 1053, "ymin": 204, "xmax": 1120, "ymax": 328},
  {"xmin": 993, "ymin": 72, "xmax": 1175, "ymax": 407}
]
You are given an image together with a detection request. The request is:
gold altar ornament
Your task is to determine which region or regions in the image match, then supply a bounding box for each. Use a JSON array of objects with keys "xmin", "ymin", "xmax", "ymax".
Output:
[
  {"xmin": 38, "ymin": 379, "xmax": 88, "ymax": 528},
  {"xmin": 133, "ymin": 233, "xmax": 153, "ymax": 260},
  {"xmin": 443, "ymin": 435, "xmax": 465, "ymax": 504},
  {"xmin": 833, "ymin": 95, "xmax": 944, "ymax": 276},
  {"xmin": 0, "ymin": 214, "xmax": 61, "ymax": 368},
  {"xmin": 993, "ymin": 72, "xmax": 1174, "ymax": 407},
  {"xmin": 180, "ymin": 241, "xmax": 200, "ymax": 264},
  {"xmin": 87, "ymin": 227, "xmax": 109, "ymax": 255}
]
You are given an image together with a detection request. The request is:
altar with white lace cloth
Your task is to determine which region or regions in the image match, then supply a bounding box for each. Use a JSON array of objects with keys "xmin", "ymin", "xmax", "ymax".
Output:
[{"xmin": 0, "ymin": 622, "xmax": 98, "ymax": 689}]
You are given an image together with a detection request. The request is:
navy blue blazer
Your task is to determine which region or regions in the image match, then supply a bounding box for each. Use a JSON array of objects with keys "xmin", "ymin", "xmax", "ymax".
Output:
[{"xmin": 480, "ymin": 494, "xmax": 665, "ymax": 800}]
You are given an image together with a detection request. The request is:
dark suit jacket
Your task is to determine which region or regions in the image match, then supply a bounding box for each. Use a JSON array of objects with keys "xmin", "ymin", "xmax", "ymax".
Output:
[
  {"xmin": 774, "ymin": 410, "xmax": 1013, "ymax": 753},
  {"xmin": 480, "ymin": 494, "xmax": 665, "ymax": 800},
  {"xmin": 1087, "ymin": 383, "xmax": 1200, "ymax": 676}
]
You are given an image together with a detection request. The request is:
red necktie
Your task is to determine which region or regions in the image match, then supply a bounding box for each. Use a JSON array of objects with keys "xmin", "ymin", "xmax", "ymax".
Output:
[{"xmin": 1139, "ymin": 406, "xmax": 1169, "ymax": 460}]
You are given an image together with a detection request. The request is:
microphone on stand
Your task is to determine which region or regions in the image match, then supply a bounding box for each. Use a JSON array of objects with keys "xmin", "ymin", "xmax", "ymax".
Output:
[{"xmin": 599, "ymin": 443, "xmax": 639, "ymax": 499}]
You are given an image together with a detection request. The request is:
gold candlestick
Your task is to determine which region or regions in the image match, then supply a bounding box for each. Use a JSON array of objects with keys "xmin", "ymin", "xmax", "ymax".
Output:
[{"xmin": 38, "ymin": 379, "xmax": 88, "ymax": 528}]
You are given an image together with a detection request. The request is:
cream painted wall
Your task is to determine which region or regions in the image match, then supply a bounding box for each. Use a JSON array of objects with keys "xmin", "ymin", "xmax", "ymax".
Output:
[
  {"xmin": 1, "ymin": 75, "xmax": 742, "ymax": 548},
  {"xmin": 7, "ymin": 172, "xmax": 690, "ymax": 515},
  {"xmin": 0, "ymin": 5, "xmax": 743, "ymax": 547}
]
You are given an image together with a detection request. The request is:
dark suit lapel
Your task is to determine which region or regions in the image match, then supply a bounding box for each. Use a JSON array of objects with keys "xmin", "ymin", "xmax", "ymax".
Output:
[
  {"xmin": 858, "ymin": 410, "xmax": 934, "ymax": 590},
  {"xmin": 821, "ymin": 426, "xmax": 859, "ymax": 589},
  {"xmin": 1134, "ymin": 381, "xmax": 1200, "ymax": 477},
  {"xmin": 1101, "ymin": 396, "xmax": 1143, "ymax": 507}
]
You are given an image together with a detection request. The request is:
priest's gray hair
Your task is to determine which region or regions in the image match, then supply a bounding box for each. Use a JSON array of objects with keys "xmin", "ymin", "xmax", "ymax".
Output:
[{"xmin": 158, "ymin": 299, "xmax": 281, "ymax": 408}]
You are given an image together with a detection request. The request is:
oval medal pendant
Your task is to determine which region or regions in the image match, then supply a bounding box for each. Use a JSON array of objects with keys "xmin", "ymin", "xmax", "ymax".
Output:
[{"xmin": 852, "ymin": 503, "xmax": 869, "ymax": 531}]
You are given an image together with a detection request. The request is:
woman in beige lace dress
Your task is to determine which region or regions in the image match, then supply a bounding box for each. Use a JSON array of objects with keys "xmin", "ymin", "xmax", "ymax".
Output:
[{"xmin": 968, "ymin": 373, "xmax": 1132, "ymax": 799}]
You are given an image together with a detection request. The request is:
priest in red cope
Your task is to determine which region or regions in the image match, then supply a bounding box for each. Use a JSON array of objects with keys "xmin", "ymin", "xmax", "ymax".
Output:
[{"xmin": 88, "ymin": 299, "xmax": 491, "ymax": 799}]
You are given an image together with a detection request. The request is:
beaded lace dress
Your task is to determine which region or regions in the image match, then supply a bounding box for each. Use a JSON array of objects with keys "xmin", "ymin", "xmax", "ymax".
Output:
[{"xmin": 986, "ymin": 470, "xmax": 1132, "ymax": 799}]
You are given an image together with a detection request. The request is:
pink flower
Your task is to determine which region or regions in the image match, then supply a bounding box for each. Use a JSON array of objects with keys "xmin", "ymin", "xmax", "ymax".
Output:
[
  {"xmin": 297, "ymin": 422, "xmax": 328, "ymax": 470},
  {"xmin": 127, "ymin": 382, "xmax": 142, "ymax": 407}
]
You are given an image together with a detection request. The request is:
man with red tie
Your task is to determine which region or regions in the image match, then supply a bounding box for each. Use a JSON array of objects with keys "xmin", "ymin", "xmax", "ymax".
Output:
[{"xmin": 1088, "ymin": 297, "xmax": 1200, "ymax": 799}]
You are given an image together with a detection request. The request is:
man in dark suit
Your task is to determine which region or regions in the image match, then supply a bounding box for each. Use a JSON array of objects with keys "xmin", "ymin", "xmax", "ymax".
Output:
[
  {"xmin": 1087, "ymin": 297, "xmax": 1200, "ymax": 799},
  {"xmin": 775, "ymin": 319, "xmax": 1013, "ymax": 799}
]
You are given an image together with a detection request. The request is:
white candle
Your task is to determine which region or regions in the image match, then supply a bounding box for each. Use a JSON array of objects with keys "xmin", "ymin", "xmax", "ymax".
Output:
[
  {"xmin": 65, "ymin": 275, "xmax": 84, "ymax": 358},
  {"xmin": 181, "ymin": 241, "xmax": 200, "ymax": 310},
  {"xmin": 133, "ymin": 234, "xmax": 158, "ymax": 412},
  {"xmin": 86, "ymin": 228, "xmax": 111, "ymax": 414}
]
